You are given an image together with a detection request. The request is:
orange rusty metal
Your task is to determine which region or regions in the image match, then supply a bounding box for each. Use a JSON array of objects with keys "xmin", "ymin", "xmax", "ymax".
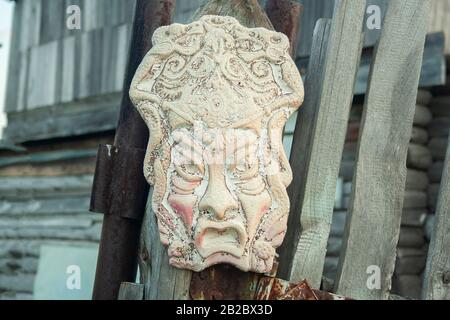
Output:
[
  {"xmin": 256, "ymin": 277, "xmax": 351, "ymax": 300},
  {"xmin": 190, "ymin": 265, "xmax": 262, "ymax": 300}
]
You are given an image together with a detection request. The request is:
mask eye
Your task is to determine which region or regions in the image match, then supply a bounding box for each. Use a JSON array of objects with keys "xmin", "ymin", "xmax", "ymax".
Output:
[
  {"xmin": 176, "ymin": 163, "xmax": 204, "ymax": 182},
  {"xmin": 171, "ymin": 175, "xmax": 200, "ymax": 195},
  {"xmin": 235, "ymin": 163, "xmax": 248, "ymax": 173},
  {"xmin": 230, "ymin": 160, "xmax": 258, "ymax": 180},
  {"xmin": 238, "ymin": 177, "xmax": 266, "ymax": 196},
  {"xmin": 183, "ymin": 164, "xmax": 203, "ymax": 176}
]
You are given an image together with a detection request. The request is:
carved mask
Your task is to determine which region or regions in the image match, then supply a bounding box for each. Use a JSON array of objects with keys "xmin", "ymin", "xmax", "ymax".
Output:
[{"xmin": 130, "ymin": 15, "xmax": 304, "ymax": 273}]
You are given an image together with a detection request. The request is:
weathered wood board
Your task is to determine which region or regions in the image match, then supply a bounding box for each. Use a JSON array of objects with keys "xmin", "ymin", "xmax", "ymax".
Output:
[
  {"xmin": 297, "ymin": 32, "xmax": 446, "ymax": 95},
  {"xmin": 334, "ymin": 0, "xmax": 431, "ymax": 300},
  {"xmin": 428, "ymin": 0, "xmax": 450, "ymax": 55},
  {"xmin": 277, "ymin": 0, "xmax": 366, "ymax": 288},
  {"xmin": 277, "ymin": 17, "xmax": 334, "ymax": 286},
  {"xmin": 422, "ymin": 136, "xmax": 450, "ymax": 300},
  {"xmin": 138, "ymin": 192, "xmax": 191, "ymax": 300}
]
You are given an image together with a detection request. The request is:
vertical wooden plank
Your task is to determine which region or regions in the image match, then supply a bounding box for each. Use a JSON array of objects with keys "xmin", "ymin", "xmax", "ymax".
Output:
[
  {"xmin": 334, "ymin": 0, "xmax": 431, "ymax": 300},
  {"xmin": 101, "ymin": 0, "xmax": 113, "ymax": 28},
  {"xmin": 139, "ymin": 192, "xmax": 191, "ymax": 300},
  {"xmin": 124, "ymin": 0, "xmax": 137, "ymax": 23},
  {"xmin": 12, "ymin": 0, "xmax": 42, "ymax": 111},
  {"xmin": 78, "ymin": 31, "xmax": 92, "ymax": 99},
  {"xmin": 54, "ymin": 39, "xmax": 64, "ymax": 104},
  {"xmin": 96, "ymin": 0, "xmax": 106, "ymax": 30},
  {"xmin": 101, "ymin": 25, "xmax": 114, "ymax": 94},
  {"xmin": 61, "ymin": 36, "xmax": 76, "ymax": 103},
  {"xmin": 19, "ymin": 0, "xmax": 41, "ymax": 52},
  {"xmin": 276, "ymin": 0, "xmax": 366, "ymax": 289},
  {"xmin": 445, "ymin": 0, "xmax": 450, "ymax": 55},
  {"xmin": 110, "ymin": 24, "xmax": 120, "ymax": 93},
  {"xmin": 428, "ymin": 0, "xmax": 437, "ymax": 32},
  {"xmin": 83, "ymin": 0, "xmax": 98, "ymax": 31},
  {"xmin": 277, "ymin": 19, "xmax": 332, "ymax": 285},
  {"xmin": 5, "ymin": 1, "xmax": 24, "ymax": 112},
  {"xmin": 16, "ymin": 52, "xmax": 29, "ymax": 112},
  {"xmin": 118, "ymin": 282, "xmax": 145, "ymax": 300},
  {"xmin": 39, "ymin": 0, "xmax": 64, "ymax": 44},
  {"xmin": 27, "ymin": 41, "xmax": 59, "ymax": 109},
  {"xmin": 72, "ymin": 33, "xmax": 82, "ymax": 100},
  {"xmin": 18, "ymin": 0, "xmax": 29, "ymax": 52},
  {"xmin": 109, "ymin": 0, "xmax": 121, "ymax": 26},
  {"xmin": 117, "ymin": 0, "xmax": 128, "ymax": 25},
  {"xmin": 114, "ymin": 24, "xmax": 130, "ymax": 92},
  {"xmin": 89, "ymin": 29, "xmax": 104, "ymax": 97},
  {"xmin": 64, "ymin": 0, "xmax": 84, "ymax": 37},
  {"xmin": 422, "ymin": 137, "xmax": 450, "ymax": 300}
]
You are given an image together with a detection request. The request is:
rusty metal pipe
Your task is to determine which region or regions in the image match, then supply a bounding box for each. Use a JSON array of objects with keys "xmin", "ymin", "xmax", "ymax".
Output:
[
  {"xmin": 265, "ymin": 0, "xmax": 302, "ymax": 58},
  {"xmin": 91, "ymin": 0, "xmax": 175, "ymax": 300}
]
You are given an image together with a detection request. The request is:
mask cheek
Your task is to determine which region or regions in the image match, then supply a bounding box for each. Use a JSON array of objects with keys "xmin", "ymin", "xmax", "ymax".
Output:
[
  {"xmin": 168, "ymin": 194, "xmax": 197, "ymax": 229},
  {"xmin": 238, "ymin": 190, "xmax": 272, "ymax": 240}
]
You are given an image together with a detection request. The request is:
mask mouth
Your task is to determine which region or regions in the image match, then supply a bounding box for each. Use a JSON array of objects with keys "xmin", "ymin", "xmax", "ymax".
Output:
[{"xmin": 194, "ymin": 218, "xmax": 247, "ymax": 258}]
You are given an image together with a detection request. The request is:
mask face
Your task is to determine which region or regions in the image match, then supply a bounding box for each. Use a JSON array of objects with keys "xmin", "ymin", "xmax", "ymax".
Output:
[{"xmin": 130, "ymin": 15, "xmax": 304, "ymax": 273}]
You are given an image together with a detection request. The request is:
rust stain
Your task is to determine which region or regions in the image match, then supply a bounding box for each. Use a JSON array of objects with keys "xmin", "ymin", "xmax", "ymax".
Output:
[
  {"xmin": 256, "ymin": 277, "xmax": 351, "ymax": 300},
  {"xmin": 190, "ymin": 264, "xmax": 262, "ymax": 300}
]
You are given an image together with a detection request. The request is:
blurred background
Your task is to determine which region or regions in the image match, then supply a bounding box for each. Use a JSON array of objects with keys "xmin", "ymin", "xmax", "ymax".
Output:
[{"xmin": 0, "ymin": 0, "xmax": 449, "ymax": 300}]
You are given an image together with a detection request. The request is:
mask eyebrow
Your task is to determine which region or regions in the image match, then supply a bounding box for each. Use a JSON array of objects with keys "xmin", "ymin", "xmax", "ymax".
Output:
[
  {"xmin": 226, "ymin": 132, "xmax": 258, "ymax": 163},
  {"xmin": 171, "ymin": 131, "xmax": 204, "ymax": 167},
  {"xmin": 173, "ymin": 144, "xmax": 204, "ymax": 168},
  {"xmin": 229, "ymin": 132, "xmax": 258, "ymax": 150},
  {"xmin": 172, "ymin": 131, "xmax": 204, "ymax": 154}
]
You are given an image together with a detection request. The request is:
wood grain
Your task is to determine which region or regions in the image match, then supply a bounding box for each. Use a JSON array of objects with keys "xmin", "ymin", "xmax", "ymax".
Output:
[
  {"xmin": 118, "ymin": 282, "xmax": 145, "ymax": 300},
  {"xmin": 334, "ymin": 0, "xmax": 431, "ymax": 300},
  {"xmin": 139, "ymin": 192, "xmax": 191, "ymax": 300},
  {"xmin": 3, "ymin": 0, "xmax": 135, "ymax": 143},
  {"xmin": 277, "ymin": 0, "xmax": 366, "ymax": 289},
  {"xmin": 422, "ymin": 136, "xmax": 450, "ymax": 300}
]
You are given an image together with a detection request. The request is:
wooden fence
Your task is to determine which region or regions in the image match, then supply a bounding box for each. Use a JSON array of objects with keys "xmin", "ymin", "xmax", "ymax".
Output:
[{"xmin": 118, "ymin": 0, "xmax": 449, "ymax": 300}]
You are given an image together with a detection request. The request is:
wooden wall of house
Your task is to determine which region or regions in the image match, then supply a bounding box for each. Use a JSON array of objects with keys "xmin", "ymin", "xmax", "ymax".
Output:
[
  {"xmin": 4, "ymin": 0, "xmax": 136, "ymax": 143},
  {"xmin": 0, "ymin": 134, "xmax": 110, "ymax": 300}
]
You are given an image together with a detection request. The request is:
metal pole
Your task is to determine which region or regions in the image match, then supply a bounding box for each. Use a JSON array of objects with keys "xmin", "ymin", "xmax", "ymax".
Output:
[{"xmin": 90, "ymin": 0, "xmax": 175, "ymax": 300}]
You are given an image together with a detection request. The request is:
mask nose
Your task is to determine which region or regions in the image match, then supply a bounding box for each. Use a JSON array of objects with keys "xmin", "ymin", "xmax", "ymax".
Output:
[{"xmin": 199, "ymin": 165, "xmax": 238, "ymax": 220}]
